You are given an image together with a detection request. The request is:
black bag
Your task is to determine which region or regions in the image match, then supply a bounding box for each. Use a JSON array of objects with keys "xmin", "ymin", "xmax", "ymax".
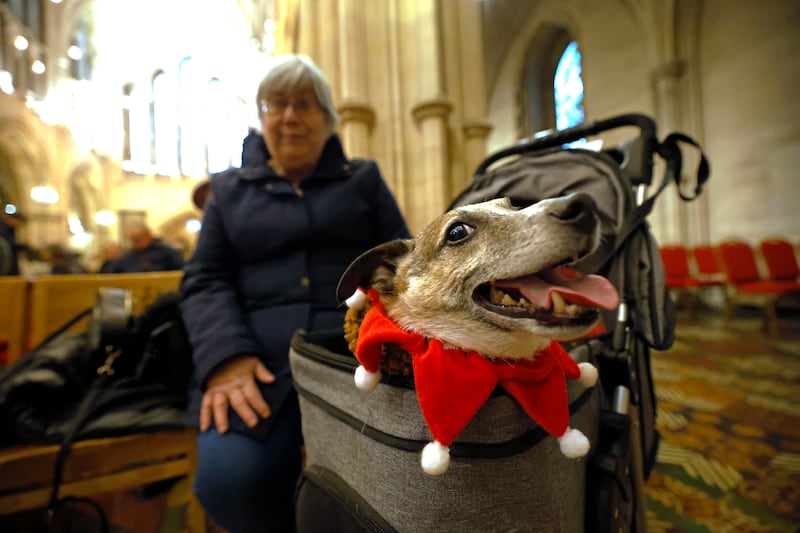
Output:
[
  {"xmin": 0, "ymin": 288, "xmax": 194, "ymax": 526},
  {"xmin": 0, "ymin": 288, "xmax": 193, "ymax": 447}
]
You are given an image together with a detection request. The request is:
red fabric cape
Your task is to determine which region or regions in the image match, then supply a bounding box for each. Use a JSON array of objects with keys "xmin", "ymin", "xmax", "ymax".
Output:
[{"xmin": 355, "ymin": 291, "xmax": 581, "ymax": 446}]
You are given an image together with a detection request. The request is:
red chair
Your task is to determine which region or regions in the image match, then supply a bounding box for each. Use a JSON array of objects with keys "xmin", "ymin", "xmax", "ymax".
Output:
[
  {"xmin": 692, "ymin": 245, "xmax": 727, "ymax": 283},
  {"xmin": 759, "ymin": 238, "xmax": 799, "ymax": 281},
  {"xmin": 661, "ymin": 245, "xmax": 696, "ymax": 287},
  {"xmin": 660, "ymin": 244, "xmax": 725, "ymax": 317},
  {"xmin": 717, "ymin": 240, "xmax": 800, "ymax": 336}
]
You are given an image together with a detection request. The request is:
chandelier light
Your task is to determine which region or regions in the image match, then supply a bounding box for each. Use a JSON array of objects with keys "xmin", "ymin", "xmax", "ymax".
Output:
[{"xmin": 31, "ymin": 186, "xmax": 59, "ymax": 204}]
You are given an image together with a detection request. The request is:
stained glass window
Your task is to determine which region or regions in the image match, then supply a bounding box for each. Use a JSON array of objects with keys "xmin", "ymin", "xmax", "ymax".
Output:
[
  {"xmin": 127, "ymin": 84, "xmax": 152, "ymax": 173},
  {"xmin": 554, "ymin": 41, "xmax": 584, "ymax": 130},
  {"xmin": 153, "ymin": 71, "xmax": 179, "ymax": 176}
]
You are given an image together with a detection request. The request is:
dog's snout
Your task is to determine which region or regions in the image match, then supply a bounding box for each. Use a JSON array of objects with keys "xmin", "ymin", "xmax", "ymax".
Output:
[{"xmin": 547, "ymin": 193, "xmax": 597, "ymax": 231}]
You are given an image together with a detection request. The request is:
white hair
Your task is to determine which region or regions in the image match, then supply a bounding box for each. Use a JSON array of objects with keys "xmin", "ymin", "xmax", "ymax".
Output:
[{"xmin": 256, "ymin": 54, "xmax": 339, "ymax": 130}]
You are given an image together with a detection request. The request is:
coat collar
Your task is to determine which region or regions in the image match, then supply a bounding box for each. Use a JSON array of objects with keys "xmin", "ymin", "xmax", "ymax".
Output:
[{"xmin": 239, "ymin": 131, "xmax": 351, "ymax": 182}]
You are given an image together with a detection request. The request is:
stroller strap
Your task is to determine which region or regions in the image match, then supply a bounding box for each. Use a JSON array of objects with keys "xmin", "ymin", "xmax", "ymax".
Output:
[{"xmin": 586, "ymin": 133, "xmax": 710, "ymax": 273}]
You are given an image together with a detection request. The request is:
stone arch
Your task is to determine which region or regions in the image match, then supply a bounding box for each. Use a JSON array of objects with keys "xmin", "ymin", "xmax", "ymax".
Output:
[
  {"xmin": 0, "ymin": 112, "xmax": 47, "ymax": 217},
  {"xmin": 485, "ymin": 1, "xmax": 583, "ymax": 151},
  {"xmin": 519, "ymin": 23, "xmax": 575, "ymax": 135},
  {"xmin": 67, "ymin": 160, "xmax": 100, "ymax": 235}
]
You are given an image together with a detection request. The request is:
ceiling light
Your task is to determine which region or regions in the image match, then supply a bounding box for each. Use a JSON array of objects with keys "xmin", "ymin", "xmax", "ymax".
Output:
[
  {"xmin": 32, "ymin": 60, "xmax": 46, "ymax": 74},
  {"xmin": 94, "ymin": 210, "xmax": 116, "ymax": 226},
  {"xmin": 67, "ymin": 45, "xmax": 83, "ymax": 60},
  {"xmin": 14, "ymin": 36, "xmax": 29, "ymax": 51},
  {"xmin": 0, "ymin": 70, "xmax": 13, "ymax": 94},
  {"xmin": 186, "ymin": 219, "xmax": 202, "ymax": 233},
  {"xmin": 31, "ymin": 186, "xmax": 59, "ymax": 204},
  {"xmin": 68, "ymin": 215, "xmax": 84, "ymax": 234}
]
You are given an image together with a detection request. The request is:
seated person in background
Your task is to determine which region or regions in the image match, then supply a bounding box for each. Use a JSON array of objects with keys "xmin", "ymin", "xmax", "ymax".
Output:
[
  {"xmin": 0, "ymin": 211, "xmax": 26, "ymax": 276},
  {"xmin": 180, "ymin": 54, "xmax": 410, "ymax": 533},
  {"xmin": 192, "ymin": 180, "xmax": 212, "ymax": 211},
  {"xmin": 42, "ymin": 243, "xmax": 88, "ymax": 274},
  {"xmin": 109, "ymin": 224, "xmax": 184, "ymax": 273},
  {"xmin": 97, "ymin": 241, "xmax": 122, "ymax": 273}
]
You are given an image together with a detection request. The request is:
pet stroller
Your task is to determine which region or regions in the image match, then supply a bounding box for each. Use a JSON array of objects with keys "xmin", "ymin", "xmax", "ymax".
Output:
[{"xmin": 290, "ymin": 113, "xmax": 709, "ymax": 532}]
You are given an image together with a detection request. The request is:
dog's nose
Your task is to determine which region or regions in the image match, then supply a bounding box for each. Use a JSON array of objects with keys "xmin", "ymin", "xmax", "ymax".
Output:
[{"xmin": 547, "ymin": 193, "xmax": 597, "ymax": 232}]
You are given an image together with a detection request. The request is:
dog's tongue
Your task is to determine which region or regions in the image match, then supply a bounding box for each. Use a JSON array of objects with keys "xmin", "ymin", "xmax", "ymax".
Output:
[{"xmin": 495, "ymin": 268, "xmax": 619, "ymax": 310}]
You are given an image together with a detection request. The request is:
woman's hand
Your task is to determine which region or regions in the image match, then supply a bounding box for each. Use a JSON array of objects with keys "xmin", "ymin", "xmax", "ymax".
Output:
[{"xmin": 200, "ymin": 355, "xmax": 275, "ymax": 433}]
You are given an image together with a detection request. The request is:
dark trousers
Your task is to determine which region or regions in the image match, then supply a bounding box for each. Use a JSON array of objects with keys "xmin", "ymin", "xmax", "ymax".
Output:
[{"xmin": 193, "ymin": 392, "xmax": 302, "ymax": 533}]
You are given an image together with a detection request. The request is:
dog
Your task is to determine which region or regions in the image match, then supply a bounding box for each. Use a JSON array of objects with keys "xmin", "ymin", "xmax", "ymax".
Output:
[{"xmin": 337, "ymin": 193, "xmax": 619, "ymax": 475}]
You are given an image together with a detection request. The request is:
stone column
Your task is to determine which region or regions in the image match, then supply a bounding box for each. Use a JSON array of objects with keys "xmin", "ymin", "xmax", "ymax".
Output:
[
  {"xmin": 337, "ymin": 100, "xmax": 374, "ymax": 158},
  {"xmin": 651, "ymin": 59, "xmax": 686, "ymax": 245},
  {"xmin": 296, "ymin": 0, "xmax": 317, "ymax": 57},
  {"xmin": 316, "ymin": 0, "xmax": 339, "ymax": 100},
  {"xmin": 411, "ymin": 98, "xmax": 451, "ymax": 229},
  {"xmin": 456, "ymin": 0, "xmax": 492, "ymax": 180},
  {"xmin": 336, "ymin": 0, "xmax": 372, "ymax": 157},
  {"xmin": 407, "ymin": 1, "xmax": 451, "ymax": 231}
]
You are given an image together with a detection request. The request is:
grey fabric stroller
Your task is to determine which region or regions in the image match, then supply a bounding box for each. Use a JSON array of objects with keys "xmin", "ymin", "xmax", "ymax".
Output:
[{"xmin": 290, "ymin": 113, "xmax": 709, "ymax": 532}]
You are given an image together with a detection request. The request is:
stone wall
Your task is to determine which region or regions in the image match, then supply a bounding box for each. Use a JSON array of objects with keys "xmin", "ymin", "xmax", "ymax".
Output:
[{"xmin": 1, "ymin": 0, "xmax": 797, "ymax": 258}]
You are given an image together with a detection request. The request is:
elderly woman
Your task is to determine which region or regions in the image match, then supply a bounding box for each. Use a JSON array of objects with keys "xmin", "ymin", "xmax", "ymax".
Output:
[{"xmin": 180, "ymin": 54, "xmax": 410, "ymax": 532}]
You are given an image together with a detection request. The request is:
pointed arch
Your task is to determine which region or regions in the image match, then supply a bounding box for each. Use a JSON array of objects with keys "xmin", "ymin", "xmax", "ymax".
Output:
[
  {"xmin": 0, "ymin": 113, "xmax": 48, "ymax": 216},
  {"xmin": 485, "ymin": 3, "xmax": 584, "ymax": 151},
  {"xmin": 157, "ymin": 209, "xmax": 203, "ymax": 258}
]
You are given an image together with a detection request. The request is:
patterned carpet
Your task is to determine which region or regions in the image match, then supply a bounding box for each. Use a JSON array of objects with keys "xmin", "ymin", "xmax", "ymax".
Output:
[{"xmin": 644, "ymin": 307, "xmax": 800, "ymax": 533}]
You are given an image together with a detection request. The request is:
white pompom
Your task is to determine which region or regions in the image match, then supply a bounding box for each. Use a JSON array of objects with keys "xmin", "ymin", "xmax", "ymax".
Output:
[
  {"xmin": 354, "ymin": 365, "xmax": 381, "ymax": 391},
  {"xmin": 345, "ymin": 288, "xmax": 369, "ymax": 310},
  {"xmin": 558, "ymin": 427, "xmax": 590, "ymax": 458},
  {"xmin": 421, "ymin": 441, "xmax": 451, "ymax": 476},
  {"xmin": 577, "ymin": 362, "xmax": 599, "ymax": 388}
]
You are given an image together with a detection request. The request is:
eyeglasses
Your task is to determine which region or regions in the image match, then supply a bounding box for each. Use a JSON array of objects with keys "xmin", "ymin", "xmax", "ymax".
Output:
[{"xmin": 261, "ymin": 97, "xmax": 321, "ymax": 118}]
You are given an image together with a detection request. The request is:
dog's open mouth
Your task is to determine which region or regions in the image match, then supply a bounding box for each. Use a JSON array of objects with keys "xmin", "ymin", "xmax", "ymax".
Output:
[{"xmin": 473, "ymin": 267, "xmax": 619, "ymax": 326}]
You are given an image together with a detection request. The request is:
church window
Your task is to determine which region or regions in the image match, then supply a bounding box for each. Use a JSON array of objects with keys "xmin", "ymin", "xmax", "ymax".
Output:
[{"xmin": 554, "ymin": 41, "xmax": 584, "ymax": 130}]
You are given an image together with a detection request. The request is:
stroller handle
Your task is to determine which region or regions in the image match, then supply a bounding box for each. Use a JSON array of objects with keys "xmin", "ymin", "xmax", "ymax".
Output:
[{"xmin": 475, "ymin": 113, "xmax": 658, "ymax": 184}]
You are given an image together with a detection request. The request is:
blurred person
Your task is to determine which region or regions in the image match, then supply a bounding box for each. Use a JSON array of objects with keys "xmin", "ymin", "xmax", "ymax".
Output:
[
  {"xmin": 97, "ymin": 241, "xmax": 122, "ymax": 273},
  {"xmin": 191, "ymin": 181, "xmax": 212, "ymax": 211},
  {"xmin": 109, "ymin": 224, "xmax": 184, "ymax": 273},
  {"xmin": 180, "ymin": 54, "xmax": 410, "ymax": 533},
  {"xmin": 17, "ymin": 245, "xmax": 50, "ymax": 278},
  {"xmin": 42, "ymin": 243, "xmax": 88, "ymax": 275},
  {"xmin": 0, "ymin": 211, "xmax": 26, "ymax": 276}
]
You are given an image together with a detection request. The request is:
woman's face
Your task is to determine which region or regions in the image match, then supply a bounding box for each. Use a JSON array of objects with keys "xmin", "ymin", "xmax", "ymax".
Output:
[{"xmin": 259, "ymin": 88, "xmax": 330, "ymax": 180}]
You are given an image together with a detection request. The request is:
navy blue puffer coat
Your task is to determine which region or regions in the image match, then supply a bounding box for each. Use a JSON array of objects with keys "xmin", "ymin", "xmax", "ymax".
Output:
[{"xmin": 180, "ymin": 132, "xmax": 410, "ymax": 437}]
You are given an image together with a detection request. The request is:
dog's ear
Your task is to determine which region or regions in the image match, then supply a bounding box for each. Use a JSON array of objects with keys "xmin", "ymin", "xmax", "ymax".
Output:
[{"xmin": 337, "ymin": 239, "xmax": 413, "ymax": 303}]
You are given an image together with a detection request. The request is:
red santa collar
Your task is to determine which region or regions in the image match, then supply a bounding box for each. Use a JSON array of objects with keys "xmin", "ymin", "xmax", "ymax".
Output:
[{"xmin": 354, "ymin": 290, "xmax": 580, "ymax": 447}]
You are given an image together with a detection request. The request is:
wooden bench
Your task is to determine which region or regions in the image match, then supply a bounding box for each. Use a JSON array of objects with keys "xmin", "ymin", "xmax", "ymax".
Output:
[
  {"xmin": 0, "ymin": 430, "xmax": 205, "ymax": 531},
  {"xmin": 1, "ymin": 271, "xmax": 205, "ymax": 531},
  {"xmin": 0, "ymin": 276, "xmax": 27, "ymax": 366}
]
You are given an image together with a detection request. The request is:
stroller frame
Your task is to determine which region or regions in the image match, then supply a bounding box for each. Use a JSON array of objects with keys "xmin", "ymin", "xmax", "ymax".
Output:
[{"xmin": 291, "ymin": 113, "xmax": 709, "ymax": 533}]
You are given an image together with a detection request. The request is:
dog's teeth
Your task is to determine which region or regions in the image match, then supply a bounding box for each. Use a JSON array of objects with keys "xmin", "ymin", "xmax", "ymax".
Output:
[
  {"xmin": 566, "ymin": 304, "xmax": 579, "ymax": 316},
  {"xmin": 501, "ymin": 294, "xmax": 517, "ymax": 306},
  {"xmin": 551, "ymin": 292, "xmax": 566, "ymax": 314},
  {"xmin": 490, "ymin": 286, "xmax": 505, "ymax": 305},
  {"xmin": 519, "ymin": 297, "xmax": 530, "ymax": 308}
]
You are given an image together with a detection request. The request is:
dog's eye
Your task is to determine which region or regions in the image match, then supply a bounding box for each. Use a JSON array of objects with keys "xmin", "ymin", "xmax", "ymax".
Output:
[{"xmin": 445, "ymin": 222, "xmax": 474, "ymax": 243}]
